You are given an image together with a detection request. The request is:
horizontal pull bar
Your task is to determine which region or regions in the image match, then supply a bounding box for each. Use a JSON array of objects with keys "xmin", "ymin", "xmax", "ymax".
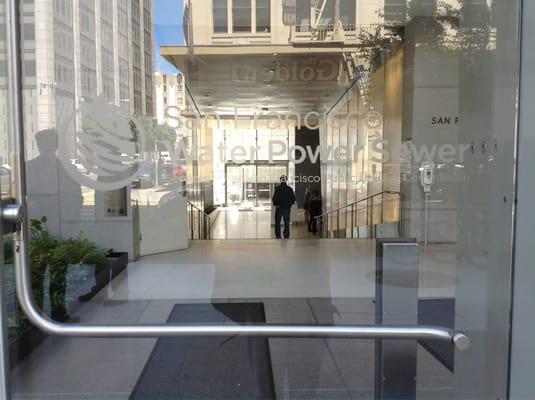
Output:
[{"xmin": 12, "ymin": 229, "xmax": 470, "ymax": 351}]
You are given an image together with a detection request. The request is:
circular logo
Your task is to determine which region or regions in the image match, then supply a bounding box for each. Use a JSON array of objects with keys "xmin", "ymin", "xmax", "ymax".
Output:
[
  {"xmin": 364, "ymin": 110, "xmax": 383, "ymax": 129},
  {"xmin": 57, "ymin": 95, "xmax": 145, "ymax": 191}
]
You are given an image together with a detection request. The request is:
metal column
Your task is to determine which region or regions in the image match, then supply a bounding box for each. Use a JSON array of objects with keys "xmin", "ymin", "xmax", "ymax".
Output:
[
  {"xmin": 375, "ymin": 238, "xmax": 419, "ymax": 400},
  {"xmin": 0, "ymin": 214, "xmax": 11, "ymax": 400}
]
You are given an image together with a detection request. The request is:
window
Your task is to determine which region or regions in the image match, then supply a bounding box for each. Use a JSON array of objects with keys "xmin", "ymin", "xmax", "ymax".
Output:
[
  {"xmin": 213, "ymin": 0, "xmax": 228, "ymax": 33},
  {"xmin": 232, "ymin": 0, "xmax": 251, "ymax": 33},
  {"xmin": 256, "ymin": 0, "xmax": 270, "ymax": 32},
  {"xmin": 23, "ymin": 23, "xmax": 35, "ymax": 41},
  {"xmin": 295, "ymin": 0, "xmax": 310, "ymax": 31},
  {"xmin": 339, "ymin": 0, "xmax": 356, "ymax": 27}
]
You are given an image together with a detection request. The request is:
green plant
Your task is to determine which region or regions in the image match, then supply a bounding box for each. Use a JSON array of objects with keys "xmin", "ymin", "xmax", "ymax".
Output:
[
  {"xmin": 204, "ymin": 204, "xmax": 217, "ymax": 215},
  {"xmin": 30, "ymin": 217, "xmax": 107, "ymax": 312}
]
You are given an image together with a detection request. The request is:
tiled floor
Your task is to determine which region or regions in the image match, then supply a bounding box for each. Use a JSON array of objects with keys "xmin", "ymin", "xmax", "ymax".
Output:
[
  {"xmin": 11, "ymin": 298, "xmax": 454, "ymax": 400},
  {"xmin": 10, "ymin": 240, "xmax": 457, "ymax": 399},
  {"xmin": 212, "ymin": 208, "xmax": 313, "ymax": 239},
  {"xmin": 93, "ymin": 240, "xmax": 456, "ymax": 300}
]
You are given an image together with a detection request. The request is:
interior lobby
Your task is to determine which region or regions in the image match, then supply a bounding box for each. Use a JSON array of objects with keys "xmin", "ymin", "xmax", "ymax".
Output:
[{"xmin": 1, "ymin": 0, "xmax": 534, "ymax": 400}]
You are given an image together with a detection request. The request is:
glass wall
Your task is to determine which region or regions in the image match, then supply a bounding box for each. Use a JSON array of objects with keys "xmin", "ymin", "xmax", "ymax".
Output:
[
  {"xmin": 213, "ymin": 127, "xmax": 294, "ymax": 206},
  {"xmin": 0, "ymin": 0, "xmax": 525, "ymax": 399}
]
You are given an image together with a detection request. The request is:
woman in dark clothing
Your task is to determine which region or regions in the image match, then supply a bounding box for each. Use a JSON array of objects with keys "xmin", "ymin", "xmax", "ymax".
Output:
[
  {"xmin": 303, "ymin": 185, "xmax": 312, "ymax": 224},
  {"xmin": 308, "ymin": 190, "xmax": 322, "ymax": 235}
]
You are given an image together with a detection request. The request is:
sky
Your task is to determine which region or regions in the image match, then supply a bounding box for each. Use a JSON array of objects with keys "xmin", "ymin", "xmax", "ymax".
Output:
[{"xmin": 153, "ymin": 0, "xmax": 185, "ymax": 74}]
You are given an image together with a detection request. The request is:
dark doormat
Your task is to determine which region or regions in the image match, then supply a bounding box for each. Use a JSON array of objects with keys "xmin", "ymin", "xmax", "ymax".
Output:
[
  {"xmin": 129, "ymin": 303, "xmax": 276, "ymax": 400},
  {"xmin": 418, "ymin": 298, "xmax": 455, "ymax": 372}
]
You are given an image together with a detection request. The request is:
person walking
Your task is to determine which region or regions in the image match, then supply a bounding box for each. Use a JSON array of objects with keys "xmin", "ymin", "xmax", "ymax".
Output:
[
  {"xmin": 308, "ymin": 190, "xmax": 322, "ymax": 235},
  {"xmin": 303, "ymin": 185, "xmax": 312, "ymax": 224},
  {"xmin": 272, "ymin": 175, "xmax": 296, "ymax": 239}
]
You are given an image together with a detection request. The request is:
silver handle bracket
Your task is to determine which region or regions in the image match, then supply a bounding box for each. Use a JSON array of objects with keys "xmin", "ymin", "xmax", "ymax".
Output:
[{"xmin": 1, "ymin": 199, "xmax": 24, "ymax": 233}]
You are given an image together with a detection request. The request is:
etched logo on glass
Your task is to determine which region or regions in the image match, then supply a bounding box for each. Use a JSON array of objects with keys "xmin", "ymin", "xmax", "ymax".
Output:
[{"xmin": 57, "ymin": 95, "xmax": 145, "ymax": 191}]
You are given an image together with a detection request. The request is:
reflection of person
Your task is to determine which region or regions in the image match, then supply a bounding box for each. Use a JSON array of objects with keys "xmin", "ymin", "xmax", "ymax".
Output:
[
  {"xmin": 26, "ymin": 129, "xmax": 83, "ymax": 321},
  {"xmin": 303, "ymin": 185, "xmax": 312, "ymax": 224},
  {"xmin": 308, "ymin": 190, "xmax": 322, "ymax": 235},
  {"xmin": 272, "ymin": 175, "xmax": 295, "ymax": 239}
]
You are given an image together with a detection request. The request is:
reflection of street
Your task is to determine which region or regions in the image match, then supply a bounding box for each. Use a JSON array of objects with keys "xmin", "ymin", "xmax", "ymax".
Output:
[{"xmin": 82, "ymin": 187, "xmax": 95, "ymax": 206}]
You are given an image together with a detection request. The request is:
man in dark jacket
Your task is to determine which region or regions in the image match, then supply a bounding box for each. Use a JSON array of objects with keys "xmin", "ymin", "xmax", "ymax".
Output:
[{"xmin": 272, "ymin": 176, "xmax": 296, "ymax": 239}]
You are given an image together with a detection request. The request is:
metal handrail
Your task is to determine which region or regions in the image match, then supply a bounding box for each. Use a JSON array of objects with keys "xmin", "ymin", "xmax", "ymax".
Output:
[
  {"xmin": 315, "ymin": 191, "xmax": 401, "ymax": 220},
  {"xmin": 315, "ymin": 191, "xmax": 401, "ymax": 239},
  {"xmin": 187, "ymin": 201, "xmax": 209, "ymax": 217},
  {"xmin": 187, "ymin": 201, "xmax": 211, "ymax": 240}
]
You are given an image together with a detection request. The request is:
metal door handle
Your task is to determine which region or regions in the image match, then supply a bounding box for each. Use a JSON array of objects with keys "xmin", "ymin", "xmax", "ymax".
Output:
[{"xmin": 9, "ymin": 215, "xmax": 469, "ymax": 351}]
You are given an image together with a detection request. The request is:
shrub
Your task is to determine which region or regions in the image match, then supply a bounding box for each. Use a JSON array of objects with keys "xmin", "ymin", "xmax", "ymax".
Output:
[{"xmin": 4, "ymin": 216, "xmax": 108, "ymax": 334}]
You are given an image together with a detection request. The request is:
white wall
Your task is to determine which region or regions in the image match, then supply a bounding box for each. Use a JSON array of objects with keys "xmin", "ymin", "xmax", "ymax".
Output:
[
  {"xmin": 400, "ymin": 18, "xmax": 460, "ymax": 243},
  {"xmin": 133, "ymin": 189, "xmax": 189, "ymax": 256}
]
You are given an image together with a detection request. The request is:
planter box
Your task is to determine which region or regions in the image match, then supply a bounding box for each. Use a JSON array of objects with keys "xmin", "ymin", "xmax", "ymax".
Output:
[
  {"xmin": 76, "ymin": 251, "xmax": 129, "ymax": 303},
  {"xmin": 8, "ymin": 324, "xmax": 48, "ymax": 368},
  {"xmin": 108, "ymin": 252, "xmax": 128, "ymax": 280},
  {"xmin": 7, "ymin": 252, "xmax": 129, "ymax": 368}
]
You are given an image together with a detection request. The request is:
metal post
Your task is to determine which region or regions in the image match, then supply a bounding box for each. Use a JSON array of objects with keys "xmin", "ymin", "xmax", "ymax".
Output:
[
  {"xmin": 190, "ymin": 205, "xmax": 194, "ymax": 240},
  {"xmin": 336, "ymin": 210, "xmax": 340, "ymax": 238},
  {"xmin": 370, "ymin": 197, "xmax": 375, "ymax": 238},
  {"xmin": 424, "ymin": 193, "xmax": 430, "ymax": 247},
  {"xmin": 366, "ymin": 197, "xmax": 370, "ymax": 238},
  {"xmin": 351, "ymin": 203, "xmax": 355, "ymax": 239},
  {"xmin": 0, "ymin": 215, "xmax": 11, "ymax": 400},
  {"xmin": 197, "ymin": 210, "xmax": 201, "ymax": 240},
  {"xmin": 0, "ymin": 0, "xmax": 24, "ymax": 397},
  {"xmin": 375, "ymin": 239, "xmax": 419, "ymax": 400},
  {"xmin": 381, "ymin": 192, "xmax": 385, "ymax": 224}
]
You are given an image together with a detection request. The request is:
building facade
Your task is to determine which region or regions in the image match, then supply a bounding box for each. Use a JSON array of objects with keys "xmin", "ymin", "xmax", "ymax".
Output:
[
  {"xmin": 183, "ymin": 0, "xmax": 383, "ymax": 47},
  {"xmin": 154, "ymin": 72, "xmax": 186, "ymax": 126},
  {"xmin": 0, "ymin": 0, "xmax": 155, "ymax": 162}
]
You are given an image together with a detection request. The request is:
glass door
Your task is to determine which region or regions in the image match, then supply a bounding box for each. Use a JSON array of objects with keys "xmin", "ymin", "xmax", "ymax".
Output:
[
  {"xmin": 257, "ymin": 164, "xmax": 288, "ymax": 206},
  {"xmin": 226, "ymin": 164, "xmax": 257, "ymax": 207},
  {"xmin": 0, "ymin": 0, "xmax": 526, "ymax": 399}
]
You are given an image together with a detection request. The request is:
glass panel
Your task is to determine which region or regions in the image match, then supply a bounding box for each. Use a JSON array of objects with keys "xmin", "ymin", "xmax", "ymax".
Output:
[
  {"xmin": 213, "ymin": 0, "xmax": 228, "ymax": 33},
  {"xmin": 3, "ymin": 0, "xmax": 523, "ymax": 399},
  {"xmin": 0, "ymin": 0, "xmax": 19, "ymax": 385},
  {"xmin": 295, "ymin": 0, "xmax": 310, "ymax": 31},
  {"xmin": 256, "ymin": 0, "xmax": 270, "ymax": 33},
  {"xmin": 232, "ymin": 0, "xmax": 251, "ymax": 33}
]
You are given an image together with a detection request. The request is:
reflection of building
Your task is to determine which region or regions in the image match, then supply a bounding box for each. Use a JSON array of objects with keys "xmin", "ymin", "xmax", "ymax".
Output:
[
  {"xmin": 182, "ymin": 0, "xmax": 382, "ymax": 47},
  {"xmin": 155, "ymin": 72, "xmax": 186, "ymax": 126},
  {"xmin": 0, "ymin": 0, "xmax": 156, "ymax": 258},
  {"xmin": 7, "ymin": 0, "xmax": 155, "ymax": 161},
  {"xmin": 164, "ymin": 0, "xmax": 465, "ymax": 238},
  {"xmin": 165, "ymin": 0, "xmax": 390, "ymax": 209}
]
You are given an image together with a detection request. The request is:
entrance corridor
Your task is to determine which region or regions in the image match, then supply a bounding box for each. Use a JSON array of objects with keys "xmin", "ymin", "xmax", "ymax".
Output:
[
  {"xmin": 212, "ymin": 208, "xmax": 313, "ymax": 240},
  {"xmin": 10, "ymin": 240, "xmax": 456, "ymax": 399}
]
